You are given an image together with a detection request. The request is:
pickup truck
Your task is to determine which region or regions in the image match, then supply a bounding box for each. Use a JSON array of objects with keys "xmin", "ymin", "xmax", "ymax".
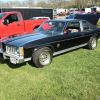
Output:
[{"xmin": 0, "ymin": 11, "xmax": 48, "ymax": 38}]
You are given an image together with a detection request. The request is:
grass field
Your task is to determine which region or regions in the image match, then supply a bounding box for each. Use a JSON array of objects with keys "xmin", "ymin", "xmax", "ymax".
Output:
[
  {"xmin": 97, "ymin": 19, "xmax": 100, "ymax": 28},
  {"xmin": 0, "ymin": 40, "xmax": 100, "ymax": 100}
]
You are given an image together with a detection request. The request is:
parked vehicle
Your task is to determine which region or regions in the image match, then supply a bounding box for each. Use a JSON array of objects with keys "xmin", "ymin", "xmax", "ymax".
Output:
[
  {"xmin": 0, "ymin": 11, "xmax": 48, "ymax": 38},
  {"xmin": 0, "ymin": 19, "xmax": 100, "ymax": 68},
  {"xmin": 59, "ymin": 12, "xmax": 66, "ymax": 16},
  {"xmin": 29, "ymin": 17, "xmax": 50, "ymax": 20},
  {"xmin": 76, "ymin": 11, "xmax": 85, "ymax": 14}
]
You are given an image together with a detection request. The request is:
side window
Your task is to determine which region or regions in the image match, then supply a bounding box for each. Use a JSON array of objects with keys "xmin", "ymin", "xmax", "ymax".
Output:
[
  {"xmin": 82, "ymin": 21, "xmax": 90, "ymax": 30},
  {"xmin": 64, "ymin": 22, "xmax": 80, "ymax": 34},
  {"xmin": 17, "ymin": 13, "xmax": 22, "ymax": 21},
  {"xmin": 4, "ymin": 14, "xmax": 19, "ymax": 24}
]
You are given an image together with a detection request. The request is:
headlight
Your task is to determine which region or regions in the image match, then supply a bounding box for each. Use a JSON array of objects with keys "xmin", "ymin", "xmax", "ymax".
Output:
[
  {"xmin": 6, "ymin": 45, "xmax": 24, "ymax": 56},
  {"xmin": 15, "ymin": 47, "xmax": 20, "ymax": 55}
]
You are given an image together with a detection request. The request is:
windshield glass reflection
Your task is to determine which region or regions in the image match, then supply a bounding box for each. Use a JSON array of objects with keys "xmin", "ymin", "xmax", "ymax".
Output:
[{"xmin": 35, "ymin": 21, "xmax": 65, "ymax": 34}]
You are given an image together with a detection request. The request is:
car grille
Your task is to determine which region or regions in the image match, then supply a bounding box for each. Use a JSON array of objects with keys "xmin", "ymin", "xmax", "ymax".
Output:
[{"xmin": 6, "ymin": 45, "xmax": 16, "ymax": 54}]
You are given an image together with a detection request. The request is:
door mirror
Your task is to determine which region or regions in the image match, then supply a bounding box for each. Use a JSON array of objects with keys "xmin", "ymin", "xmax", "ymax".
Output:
[{"xmin": 3, "ymin": 19, "xmax": 9, "ymax": 25}]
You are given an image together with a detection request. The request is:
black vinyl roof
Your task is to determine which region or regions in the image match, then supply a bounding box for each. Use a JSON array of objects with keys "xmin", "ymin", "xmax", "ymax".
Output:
[{"xmin": 47, "ymin": 19, "xmax": 81, "ymax": 22}]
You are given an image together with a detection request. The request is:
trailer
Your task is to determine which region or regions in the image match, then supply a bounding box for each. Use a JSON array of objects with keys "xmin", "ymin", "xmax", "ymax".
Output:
[{"xmin": 0, "ymin": 8, "xmax": 53, "ymax": 19}]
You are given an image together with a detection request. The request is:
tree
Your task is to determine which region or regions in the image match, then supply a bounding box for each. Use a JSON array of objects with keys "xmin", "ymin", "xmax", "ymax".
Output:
[
  {"xmin": 25, "ymin": 0, "xmax": 35, "ymax": 7},
  {"xmin": 36, "ymin": 1, "xmax": 47, "ymax": 8}
]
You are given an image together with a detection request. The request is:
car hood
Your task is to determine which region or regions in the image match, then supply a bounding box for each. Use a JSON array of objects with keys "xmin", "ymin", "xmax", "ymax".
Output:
[{"xmin": 3, "ymin": 32, "xmax": 51, "ymax": 47}]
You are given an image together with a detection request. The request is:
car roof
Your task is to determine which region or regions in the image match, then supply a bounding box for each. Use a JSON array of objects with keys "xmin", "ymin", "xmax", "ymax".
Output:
[{"xmin": 47, "ymin": 19, "xmax": 81, "ymax": 22}]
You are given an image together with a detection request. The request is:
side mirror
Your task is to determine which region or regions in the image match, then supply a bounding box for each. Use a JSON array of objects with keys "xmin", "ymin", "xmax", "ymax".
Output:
[
  {"xmin": 3, "ymin": 19, "xmax": 9, "ymax": 25},
  {"xmin": 67, "ymin": 29, "xmax": 71, "ymax": 33}
]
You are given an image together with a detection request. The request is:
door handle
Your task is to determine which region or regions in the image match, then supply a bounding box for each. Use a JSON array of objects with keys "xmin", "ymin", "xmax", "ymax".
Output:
[{"xmin": 17, "ymin": 24, "xmax": 21, "ymax": 26}]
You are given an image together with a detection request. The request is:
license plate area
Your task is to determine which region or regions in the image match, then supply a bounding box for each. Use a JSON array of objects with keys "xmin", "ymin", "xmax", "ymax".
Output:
[{"xmin": 10, "ymin": 57, "xmax": 17, "ymax": 64}]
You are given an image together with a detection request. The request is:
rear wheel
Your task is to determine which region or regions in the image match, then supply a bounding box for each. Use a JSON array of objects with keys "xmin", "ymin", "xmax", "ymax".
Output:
[
  {"xmin": 32, "ymin": 47, "xmax": 53, "ymax": 68},
  {"xmin": 87, "ymin": 37, "xmax": 97, "ymax": 50}
]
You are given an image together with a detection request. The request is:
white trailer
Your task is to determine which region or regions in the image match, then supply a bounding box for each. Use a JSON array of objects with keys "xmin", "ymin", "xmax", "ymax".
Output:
[
  {"xmin": 53, "ymin": 9, "xmax": 68, "ymax": 14},
  {"xmin": 85, "ymin": 8, "xmax": 92, "ymax": 13}
]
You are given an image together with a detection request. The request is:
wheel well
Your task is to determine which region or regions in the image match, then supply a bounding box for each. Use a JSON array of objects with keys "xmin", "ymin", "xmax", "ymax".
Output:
[
  {"xmin": 33, "ymin": 25, "xmax": 40, "ymax": 30},
  {"xmin": 47, "ymin": 46, "xmax": 54, "ymax": 53},
  {"xmin": 34, "ymin": 46, "xmax": 54, "ymax": 54},
  {"xmin": 91, "ymin": 35, "xmax": 99, "ymax": 40}
]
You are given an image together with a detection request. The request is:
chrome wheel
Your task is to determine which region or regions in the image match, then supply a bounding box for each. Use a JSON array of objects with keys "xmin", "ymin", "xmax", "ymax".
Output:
[
  {"xmin": 92, "ymin": 38, "xmax": 97, "ymax": 49},
  {"xmin": 39, "ymin": 51, "xmax": 51, "ymax": 66}
]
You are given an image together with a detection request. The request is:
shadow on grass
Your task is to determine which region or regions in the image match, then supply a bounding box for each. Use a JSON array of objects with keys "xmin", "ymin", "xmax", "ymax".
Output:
[
  {"xmin": 0, "ymin": 58, "xmax": 26, "ymax": 69},
  {"xmin": 0, "ymin": 46, "xmax": 89, "ymax": 69}
]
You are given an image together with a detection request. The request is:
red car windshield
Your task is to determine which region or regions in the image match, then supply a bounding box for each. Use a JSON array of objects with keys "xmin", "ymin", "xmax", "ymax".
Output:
[{"xmin": 0, "ymin": 14, "xmax": 6, "ymax": 20}]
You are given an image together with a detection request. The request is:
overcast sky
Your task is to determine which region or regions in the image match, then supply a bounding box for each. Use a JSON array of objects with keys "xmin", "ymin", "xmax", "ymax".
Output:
[{"xmin": 1, "ymin": 0, "xmax": 25, "ymax": 2}]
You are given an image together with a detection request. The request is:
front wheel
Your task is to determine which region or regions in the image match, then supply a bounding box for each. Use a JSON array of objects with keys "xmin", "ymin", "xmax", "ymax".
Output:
[
  {"xmin": 32, "ymin": 47, "xmax": 53, "ymax": 68},
  {"xmin": 87, "ymin": 37, "xmax": 97, "ymax": 50}
]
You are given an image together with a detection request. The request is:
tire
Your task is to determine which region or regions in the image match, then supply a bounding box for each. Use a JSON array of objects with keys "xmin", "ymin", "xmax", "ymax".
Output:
[
  {"xmin": 87, "ymin": 37, "xmax": 97, "ymax": 50},
  {"xmin": 32, "ymin": 47, "xmax": 53, "ymax": 68}
]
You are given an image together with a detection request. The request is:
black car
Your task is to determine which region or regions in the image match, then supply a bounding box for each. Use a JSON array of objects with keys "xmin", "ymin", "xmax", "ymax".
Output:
[{"xmin": 0, "ymin": 19, "xmax": 100, "ymax": 68}]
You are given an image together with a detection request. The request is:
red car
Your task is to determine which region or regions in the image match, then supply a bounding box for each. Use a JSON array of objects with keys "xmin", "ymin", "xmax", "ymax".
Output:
[{"xmin": 76, "ymin": 11, "xmax": 85, "ymax": 14}]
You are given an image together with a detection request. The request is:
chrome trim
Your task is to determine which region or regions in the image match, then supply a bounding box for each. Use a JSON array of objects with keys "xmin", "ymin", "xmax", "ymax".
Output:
[
  {"xmin": 80, "ymin": 21, "xmax": 84, "ymax": 31},
  {"xmin": 3, "ymin": 51, "xmax": 31, "ymax": 64},
  {"xmin": 0, "ymin": 48, "xmax": 3, "ymax": 54},
  {"xmin": 3, "ymin": 52, "xmax": 24, "ymax": 64},
  {"xmin": 53, "ymin": 43, "xmax": 87, "ymax": 56},
  {"xmin": 24, "ymin": 57, "xmax": 31, "ymax": 62}
]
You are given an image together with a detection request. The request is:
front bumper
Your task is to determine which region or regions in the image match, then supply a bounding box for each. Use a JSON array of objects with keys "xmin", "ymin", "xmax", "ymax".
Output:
[
  {"xmin": 1, "ymin": 51, "xmax": 31, "ymax": 64},
  {"xmin": 3, "ymin": 52, "xmax": 24, "ymax": 64}
]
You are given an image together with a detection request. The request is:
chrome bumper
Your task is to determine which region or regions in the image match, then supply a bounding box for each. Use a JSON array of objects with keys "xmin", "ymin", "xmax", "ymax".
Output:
[
  {"xmin": 3, "ymin": 52, "xmax": 24, "ymax": 64},
  {"xmin": 2, "ymin": 52, "xmax": 31, "ymax": 64}
]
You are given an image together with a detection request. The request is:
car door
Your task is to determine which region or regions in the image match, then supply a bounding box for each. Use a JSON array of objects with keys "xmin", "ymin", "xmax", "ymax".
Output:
[
  {"xmin": 1, "ymin": 13, "xmax": 24, "ymax": 37},
  {"xmin": 62, "ymin": 21, "xmax": 85, "ymax": 50}
]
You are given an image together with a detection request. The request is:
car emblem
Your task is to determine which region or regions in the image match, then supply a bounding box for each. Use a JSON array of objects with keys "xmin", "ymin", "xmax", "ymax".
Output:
[{"xmin": 57, "ymin": 43, "xmax": 60, "ymax": 48}]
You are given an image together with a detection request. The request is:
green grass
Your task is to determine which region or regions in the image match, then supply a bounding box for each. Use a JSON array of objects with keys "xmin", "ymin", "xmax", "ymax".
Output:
[
  {"xmin": 0, "ymin": 42, "xmax": 100, "ymax": 100},
  {"xmin": 97, "ymin": 19, "xmax": 100, "ymax": 28}
]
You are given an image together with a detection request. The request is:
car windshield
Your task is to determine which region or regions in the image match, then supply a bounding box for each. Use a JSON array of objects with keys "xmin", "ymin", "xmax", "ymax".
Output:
[
  {"xmin": 32, "ymin": 17, "xmax": 36, "ymax": 20},
  {"xmin": 36, "ymin": 21, "xmax": 65, "ymax": 34},
  {"xmin": 0, "ymin": 13, "xmax": 6, "ymax": 20}
]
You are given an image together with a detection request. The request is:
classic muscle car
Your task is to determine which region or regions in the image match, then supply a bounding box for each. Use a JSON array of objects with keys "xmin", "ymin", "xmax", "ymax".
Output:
[{"xmin": 0, "ymin": 19, "xmax": 100, "ymax": 68}]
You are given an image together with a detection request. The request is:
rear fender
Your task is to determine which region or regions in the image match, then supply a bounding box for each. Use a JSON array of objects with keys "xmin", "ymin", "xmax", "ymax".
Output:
[
  {"xmin": 32, "ymin": 23, "xmax": 42, "ymax": 30},
  {"xmin": 90, "ymin": 34, "xmax": 99, "ymax": 40}
]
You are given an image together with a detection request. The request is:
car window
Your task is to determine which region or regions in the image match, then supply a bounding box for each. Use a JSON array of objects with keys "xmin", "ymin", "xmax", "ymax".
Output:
[
  {"xmin": 4, "ymin": 14, "xmax": 19, "ymax": 24},
  {"xmin": 82, "ymin": 21, "xmax": 90, "ymax": 30},
  {"xmin": 64, "ymin": 22, "xmax": 80, "ymax": 34},
  {"xmin": 36, "ymin": 21, "xmax": 65, "ymax": 34}
]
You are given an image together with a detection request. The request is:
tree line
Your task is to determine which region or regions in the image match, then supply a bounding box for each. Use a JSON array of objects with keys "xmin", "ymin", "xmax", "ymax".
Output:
[{"xmin": 0, "ymin": 0, "xmax": 100, "ymax": 9}]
